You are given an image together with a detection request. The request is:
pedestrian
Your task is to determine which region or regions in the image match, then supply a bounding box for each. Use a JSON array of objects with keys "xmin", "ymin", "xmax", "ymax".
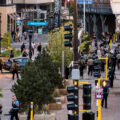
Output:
[
  {"xmin": 79, "ymin": 59, "xmax": 85, "ymax": 79},
  {"xmin": 65, "ymin": 66, "xmax": 69, "ymax": 79},
  {"xmin": 21, "ymin": 43, "xmax": 26, "ymax": 53},
  {"xmin": 22, "ymin": 48, "xmax": 28, "ymax": 57},
  {"xmin": 0, "ymin": 56, "xmax": 3, "ymax": 73},
  {"xmin": 101, "ymin": 86, "xmax": 109, "ymax": 108},
  {"xmin": 108, "ymin": 67, "xmax": 115, "ymax": 88},
  {"xmin": 10, "ymin": 60, "xmax": 20, "ymax": 80},
  {"xmin": 10, "ymin": 50, "xmax": 14, "ymax": 58},
  {"xmin": 31, "ymin": 41, "xmax": 35, "ymax": 55},
  {"xmin": 10, "ymin": 95, "xmax": 19, "ymax": 120},
  {"xmin": 87, "ymin": 57, "xmax": 94, "ymax": 76},
  {"xmin": 37, "ymin": 43, "xmax": 42, "ymax": 54}
]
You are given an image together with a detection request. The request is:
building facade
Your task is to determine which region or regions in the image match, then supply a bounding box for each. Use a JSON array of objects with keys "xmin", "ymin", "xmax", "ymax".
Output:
[
  {"xmin": 0, "ymin": 0, "xmax": 17, "ymax": 36},
  {"xmin": 78, "ymin": 0, "xmax": 115, "ymax": 39}
]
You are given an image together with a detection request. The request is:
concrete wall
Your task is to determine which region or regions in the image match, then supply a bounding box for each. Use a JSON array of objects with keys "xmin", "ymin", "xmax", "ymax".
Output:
[{"xmin": 0, "ymin": 5, "xmax": 16, "ymax": 36}]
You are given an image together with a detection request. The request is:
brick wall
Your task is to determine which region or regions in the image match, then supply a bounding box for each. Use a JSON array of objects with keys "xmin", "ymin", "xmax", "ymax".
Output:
[{"xmin": 0, "ymin": 5, "xmax": 16, "ymax": 36}]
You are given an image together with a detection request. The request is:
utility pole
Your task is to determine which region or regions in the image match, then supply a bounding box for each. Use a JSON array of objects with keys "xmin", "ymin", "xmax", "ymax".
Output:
[
  {"xmin": 73, "ymin": 0, "xmax": 79, "ymax": 62},
  {"xmin": 83, "ymin": 0, "xmax": 86, "ymax": 33}
]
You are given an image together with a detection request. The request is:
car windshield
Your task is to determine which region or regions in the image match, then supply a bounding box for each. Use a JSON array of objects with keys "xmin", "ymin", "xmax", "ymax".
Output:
[{"xmin": 14, "ymin": 58, "xmax": 28, "ymax": 63}]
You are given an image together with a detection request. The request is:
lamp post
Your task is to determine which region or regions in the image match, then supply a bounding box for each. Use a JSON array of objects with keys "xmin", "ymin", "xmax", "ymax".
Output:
[{"xmin": 28, "ymin": 30, "xmax": 33, "ymax": 60}]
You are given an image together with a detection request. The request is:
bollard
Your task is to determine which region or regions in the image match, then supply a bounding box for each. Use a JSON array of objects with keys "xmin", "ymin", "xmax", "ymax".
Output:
[{"xmin": 30, "ymin": 102, "xmax": 34, "ymax": 120}]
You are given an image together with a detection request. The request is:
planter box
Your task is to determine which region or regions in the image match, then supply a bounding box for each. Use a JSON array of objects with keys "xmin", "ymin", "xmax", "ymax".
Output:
[
  {"xmin": 19, "ymin": 113, "xmax": 56, "ymax": 120},
  {"xmin": 59, "ymin": 89, "xmax": 67, "ymax": 95},
  {"xmin": 48, "ymin": 103, "xmax": 62, "ymax": 110},
  {"xmin": 65, "ymin": 79, "xmax": 70, "ymax": 86}
]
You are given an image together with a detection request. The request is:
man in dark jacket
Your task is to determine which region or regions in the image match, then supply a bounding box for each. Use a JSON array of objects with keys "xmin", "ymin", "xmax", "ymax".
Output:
[
  {"xmin": 102, "ymin": 86, "xmax": 109, "ymax": 108},
  {"xmin": 37, "ymin": 43, "xmax": 42, "ymax": 53},
  {"xmin": 108, "ymin": 67, "xmax": 115, "ymax": 88},
  {"xmin": 10, "ymin": 60, "xmax": 20, "ymax": 80}
]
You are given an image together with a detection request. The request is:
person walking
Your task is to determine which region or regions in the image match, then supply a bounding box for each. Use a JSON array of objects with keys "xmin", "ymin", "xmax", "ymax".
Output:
[
  {"xmin": 101, "ymin": 86, "xmax": 109, "ymax": 108},
  {"xmin": 21, "ymin": 43, "xmax": 25, "ymax": 53},
  {"xmin": 22, "ymin": 48, "xmax": 28, "ymax": 57},
  {"xmin": 10, "ymin": 60, "xmax": 20, "ymax": 80},
  {"xmin": 31, "ymin": 41, "xmax": 35, "ymax": 55},
  {"xmin": 87, "ymin": 57, "xmax": 94, "ymax": 76},
  {"xmin": 37, "ymin": 43, "xmax": 42, "ymax": 54},
  {"xmin": 108, "ymin": 67, "xmax": 115, "ymax": 88},
  {"xmin": 10, "ymin": 50, "xmax": 14, "ymax": 58},
  {"xmin": 0, "ymin": 56, "xmax": 3, "ymax": 73},
  {"xmin": 10, "ymin": 95, "xmax": 19, "ymax": 120}
]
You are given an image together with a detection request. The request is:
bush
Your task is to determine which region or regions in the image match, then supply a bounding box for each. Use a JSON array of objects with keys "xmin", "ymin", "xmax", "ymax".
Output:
[{"xmin": 1, "ymin": 48, "xmax": 21, "ymax": 58}]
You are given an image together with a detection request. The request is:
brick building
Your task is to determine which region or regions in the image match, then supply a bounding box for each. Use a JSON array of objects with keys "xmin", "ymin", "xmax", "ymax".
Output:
[
  {"xmin": 0, "ymin": 0, "xmax": 18, "ymax": 36},
  {"xmin": 78, "ymin": 0, "xmax": 115, "ymax": 39}
]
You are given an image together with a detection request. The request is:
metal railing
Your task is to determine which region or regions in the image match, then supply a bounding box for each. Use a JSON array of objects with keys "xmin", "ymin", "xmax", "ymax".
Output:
[{"xmin": 78, "ymin": 6, "xmax": 113, "ymax": 14}]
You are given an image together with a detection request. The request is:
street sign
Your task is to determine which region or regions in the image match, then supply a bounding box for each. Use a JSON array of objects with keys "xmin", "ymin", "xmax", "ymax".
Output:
[
  {"xmin": 38, "ymin": 28, "xmax": 42, "ymax": 35},
  {"xmin": 95, "ymin": 88, "xmax": 103, "ymax": 99},
  {"xmin": 27, "ymin": 22, "xmax": 48, "ymax": 26},
  {"xmin": 16, "ymin": 20, "xmax": 21, "ymax": 26},
  {"xmin": 72, "ymin": 69, "xmax": 80, "ymax": 80},
  {"xmin": 77, "ymin": 0, "xmax": 92, "ymax": 4}
]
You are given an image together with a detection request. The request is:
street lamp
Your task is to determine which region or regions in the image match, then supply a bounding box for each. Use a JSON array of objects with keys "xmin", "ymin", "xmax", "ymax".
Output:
[{"xmin": 28, "ymin": 30, "xmax": 33, "ymax": 60}]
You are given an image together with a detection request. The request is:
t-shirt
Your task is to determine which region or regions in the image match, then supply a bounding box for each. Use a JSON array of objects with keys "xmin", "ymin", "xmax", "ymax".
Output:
[{"xmin": 13, "ymin": 100, "xmax": 19, "ymax": 110}]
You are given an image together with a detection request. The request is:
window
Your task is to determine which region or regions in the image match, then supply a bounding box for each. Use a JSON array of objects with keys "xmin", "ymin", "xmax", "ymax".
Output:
[{"xmin": 0, "ymin": 0, "xmax": 6, "ymax": 4}]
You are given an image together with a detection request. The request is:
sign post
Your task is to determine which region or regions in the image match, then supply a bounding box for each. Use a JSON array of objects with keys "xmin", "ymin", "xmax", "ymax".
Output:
[{"xmin": 77, "ymin": 0, "xmax": 93, "ymax": 33}]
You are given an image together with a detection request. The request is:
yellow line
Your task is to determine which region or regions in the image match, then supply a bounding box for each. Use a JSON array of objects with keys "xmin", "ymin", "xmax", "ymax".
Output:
[
  {"xmin": 79, "ymin": 110, "xmax": 89, "ymax": 112},
  {"xmin": 79, "ymin": 82, "xmax": 89, "ymax": 84}
]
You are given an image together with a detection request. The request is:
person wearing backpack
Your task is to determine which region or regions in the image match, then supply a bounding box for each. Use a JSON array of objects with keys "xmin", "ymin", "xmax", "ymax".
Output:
[
  {"xmin": 10, "ymin": 60, "xmax": 20, "ymax": 80},
  {"xmin": 10, "ymin": 95, "xmax": 20, "ymax": 120}
]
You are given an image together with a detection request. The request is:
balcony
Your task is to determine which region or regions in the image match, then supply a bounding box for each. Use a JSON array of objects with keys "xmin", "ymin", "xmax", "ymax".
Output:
[
  {"xmin": 78, "ymin": 6, "xmax": 113, "ymax": 15},
  {"xmin": 13, "ymin": 0, "xmax": 54, "ymax": 4}
]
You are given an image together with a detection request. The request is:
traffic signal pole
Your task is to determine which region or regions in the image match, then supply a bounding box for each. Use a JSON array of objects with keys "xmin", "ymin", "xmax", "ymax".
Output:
[{"xmin": 97, "ymin": 57, "xmax": 108, "ymax": 120}]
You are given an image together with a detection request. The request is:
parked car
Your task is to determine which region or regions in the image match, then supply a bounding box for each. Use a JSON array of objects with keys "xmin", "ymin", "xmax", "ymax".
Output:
[{"xmin": 3, "ymin": 57, "xmax": 29, "ymax": 71}]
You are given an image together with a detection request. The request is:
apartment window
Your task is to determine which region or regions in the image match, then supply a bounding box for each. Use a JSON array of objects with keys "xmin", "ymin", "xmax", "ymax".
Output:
[{"xmin": 0, "ymin": 0, "xmax": 6, "ymax": 4}]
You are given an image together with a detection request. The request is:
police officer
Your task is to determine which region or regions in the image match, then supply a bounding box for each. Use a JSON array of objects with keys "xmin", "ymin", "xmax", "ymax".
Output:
[{"xmin": 11, "ymin": 95, "xmax": 19, "ymax": 120}]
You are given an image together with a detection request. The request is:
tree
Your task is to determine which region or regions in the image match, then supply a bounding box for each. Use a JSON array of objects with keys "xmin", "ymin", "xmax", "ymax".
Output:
[
  {"xmin": 48, "ymin": 25, "xmax": 73, "ymax": 67},
  {"xmin": 11, "ymin": 51, "xmax": 63, "ymax": 111},
  {"xmin": 1, "ymin": 32, "xmax": 11, "ymax": 49},
  {"xmin": 79, "ymin": 32, "xmax": 91, "ymax": 53}
]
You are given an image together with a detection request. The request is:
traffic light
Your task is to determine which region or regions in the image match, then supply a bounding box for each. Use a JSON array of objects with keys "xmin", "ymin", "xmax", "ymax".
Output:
[
  {"xmin": 83, "ymin": 84, "xmax": 91, "ymax": 110},
  {"xmin": 64, "ymin": 25, "xmax": 72, "ymax": 47},
  {"xmin": 102, "ymin": 80, "xmax": 110, "ymax": 88},
  {"xmin": 82, "ymin": 112, "xmax": 95, "ymax": 120},
  {"xmin": 67, "ymin": 0, "xmax": 70, "ymax": 4},
  {"xmin": 93, "ymin": 59, "xmax": 101, "ymax": 78},
  {"xmin": 67, "ymin": 80, "xmax": 79, "ymax": 120}
]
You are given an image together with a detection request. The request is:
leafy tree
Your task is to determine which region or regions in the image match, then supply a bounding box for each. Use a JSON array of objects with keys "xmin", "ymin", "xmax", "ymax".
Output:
[
  {"xmin": 79, "ymin": 32, "xmax": 91, "ymax": 53},
  {"xmin": 1, "ymin": 32, "xmax": 11, "ymax": 49},
  {"xmin": 48, "ymin": 25, "xmax": 73, "ymax": 67},
  {"xmin": 69, "ymin": 0, "xmax": 74, "ymax": 15},
  {"xmin": 11, "ymin": 51, "xmax": 63, "ymax": 111}
]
